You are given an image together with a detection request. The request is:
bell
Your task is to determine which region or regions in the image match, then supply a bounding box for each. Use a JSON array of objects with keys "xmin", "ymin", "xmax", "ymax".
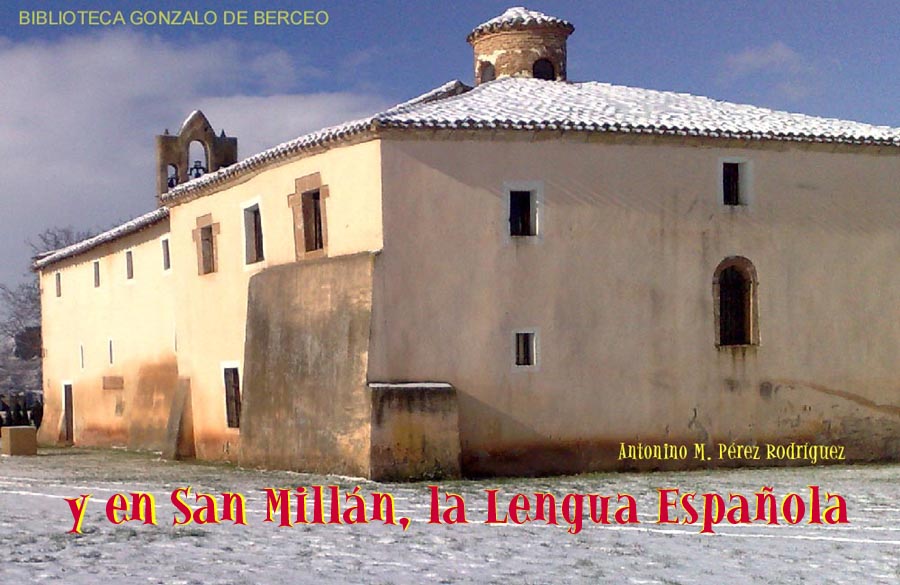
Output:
[{"xmin": 189, "ymin": 160, "xmax": 207, "ymax": 179}]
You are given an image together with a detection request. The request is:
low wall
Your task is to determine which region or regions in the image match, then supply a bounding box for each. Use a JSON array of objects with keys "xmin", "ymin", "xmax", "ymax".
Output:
[{"xmin": 369, "ymin": 383, "xmax": 460, "ymax": 481}]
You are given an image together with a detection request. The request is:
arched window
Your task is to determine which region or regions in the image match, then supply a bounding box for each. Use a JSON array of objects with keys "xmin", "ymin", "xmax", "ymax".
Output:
[
  {"xmin": 713, "ymin": 257, "xmax": 759, "ymax": 346},
  {"xmin": 532, "ymin": 58, "xmax": 555, "ymax": 80},
  {"xmin": 188, "ymin": 140, "xmax": 208, "ymax": 179},
  {"xmin": 166, "ymin": 164, "xmax": 178, "ymax": 189},
  {"xmin": 479, "ymin": 61, "xmax": 496, "ymax": 83}
]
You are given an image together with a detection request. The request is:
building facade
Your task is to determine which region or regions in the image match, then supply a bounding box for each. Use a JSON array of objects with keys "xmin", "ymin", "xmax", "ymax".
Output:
[{"xmin": 35, "ymin": 8, "xmax": 900, "ymax": 479}]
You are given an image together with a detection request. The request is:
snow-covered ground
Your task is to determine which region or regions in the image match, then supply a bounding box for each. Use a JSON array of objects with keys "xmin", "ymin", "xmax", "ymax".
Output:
[{"xmin": 1, "ymin": 448, "xmax": 897, "ymax": 584}]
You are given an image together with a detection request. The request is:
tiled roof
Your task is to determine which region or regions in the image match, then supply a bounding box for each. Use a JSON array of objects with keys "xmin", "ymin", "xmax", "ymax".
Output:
[
  {"xmin": 45, "ymin": 75, "xmax": 900, "ymax": 266},
  {"xmin": 162, "ymin": 77, "xmax": 900, "ymax": 206},
  {"xmin": 33, "ymin": 207, "xmax": 169, "ymax": 270},
  {"xmin": 377, "ymin": 77, "xmax": 900, "ymax": 145},
  {"xmin": 467, "ymin": 7, "xmax": 574, "ymax": 41},
  {"xmin": 158, "ymin": 80, "xmax": 470, "ymax": 205}
]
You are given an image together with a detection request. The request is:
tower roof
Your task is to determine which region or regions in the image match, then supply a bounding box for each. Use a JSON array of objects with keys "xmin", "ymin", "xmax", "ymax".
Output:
[
  {"xmin": 180, "ymin": 110, "xmax": 211, "ymax": 133},
  {"xmin": 467, "ymin": 6, "xmax": 574, "ymax": 43}
]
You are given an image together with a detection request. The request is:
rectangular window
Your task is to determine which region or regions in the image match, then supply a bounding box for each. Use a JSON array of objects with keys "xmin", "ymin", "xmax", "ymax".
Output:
[
  {"xmin": 509, "ymin": 190, "xmax": 536, "ymax": 236},
  {"xmin": 125, "ymin": 251, "xmax": 134, "ymax": 280},
  {"xmin": 243, "ymin": 204, "xmax": 265, "ymax": 264},
  {"xmin": 80, "ymin": 345, "xmax": 84, "ymax": 369},
  {"xmin": 93, "ymin": 261, "xmax": 100, "ymax": 287},
  {"xmin": 108, "ymin": 339, "xmax": 114, "ymax": 365},
  {"xmin": 55, "ymin": 273, "xmax": 61, "ymax": 297},
  {"xmin": 302, "ymin": 190, "xmax": 324, "ymax": 252},
  {"xmin": 223, "ymin": 367, "xmax": 241, "ymax": 429},
  {"xmin": 162, "ymin": 239, "xmax": 171, "ymax": 271},
  {"xmin": 723, "ymin": 162, "xmax": 742, "ymax": 206},
  {"xmin": 515, "ymin": 332, "xmax": 535, "ymax": 366},
  {"xmin": 200, "ymin": 226, "xmax": 216, "ymax": 274}
]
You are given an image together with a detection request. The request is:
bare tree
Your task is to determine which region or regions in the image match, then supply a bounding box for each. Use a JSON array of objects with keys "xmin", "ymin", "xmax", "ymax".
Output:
[
  {"xmin": 0, "ymin": 226, "xmax": 95, "ymax": 354},
  {"xmin": 26, "ymin": 227, "xmax": 95, "ymax": 258},
  {"xmin": 0, "ymin": 281, "xmax": 40, "ymax": 339}
]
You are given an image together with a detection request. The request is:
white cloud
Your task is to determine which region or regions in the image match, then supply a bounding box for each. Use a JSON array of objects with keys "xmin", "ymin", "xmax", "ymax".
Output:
[
  {"xmin": 0, "ymin": 31, "xmax": 389, "ymax": 284},
  {"xmin": 340, "ymin": 46, "xmax": 383, "ymax": 72},
  {"xmin": 773, "ymin": 81, "xmax": 812, "ymax": 102},
  {"xmin": 194, "ymin": 93, "xmax": 384, "ymax": 157},
  {"xmin": 723, "ymin": 41, "xmax": 805, "ymax": 78},
  {"xmin": 720, "ymin": 41, "xmax": 820, "ymax": 104}
]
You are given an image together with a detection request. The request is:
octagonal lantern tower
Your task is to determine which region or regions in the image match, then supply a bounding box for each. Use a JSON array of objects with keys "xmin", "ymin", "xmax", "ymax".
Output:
[{"xmin": 467, "ymin": 6, "xmax": 575, "ymax": 85}]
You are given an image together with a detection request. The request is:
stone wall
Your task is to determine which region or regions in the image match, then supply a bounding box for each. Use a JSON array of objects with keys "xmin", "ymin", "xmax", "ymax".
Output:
[{"xmin": 470, "ymin": 27, "xmax": 570, "ymax": 83}]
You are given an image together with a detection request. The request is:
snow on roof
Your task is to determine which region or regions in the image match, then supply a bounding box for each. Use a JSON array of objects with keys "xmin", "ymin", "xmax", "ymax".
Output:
[
  {"xmin": 158, "ymin": 80, "xmax": 469, "ymax": 205},
  {"xmin": 467, "ymin": 6, "xmax": 574, "ymax": 41},
  {"xmin": 376, "ymin": 77, "xmax": 900, "ymax": 145},
  {"xmin": 39, "ymin": 75, "xmax": 900, "ymax": 268},
  {"xmin": 161, "ymin": 77, "xmax": 900, "ymax": 207},
  {"xmin": 33, "ymin": 207, "xmax": 169, "ymax": 270},
  {"xmin": 181, "ymin": 109, "xmax": 204, "ymax": 130}
]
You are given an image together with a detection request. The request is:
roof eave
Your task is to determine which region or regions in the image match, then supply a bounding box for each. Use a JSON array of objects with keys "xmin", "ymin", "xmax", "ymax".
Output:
[
  {"xmin": 158, "ymin": 80, "xmax": 471, "ymax": 208},
  {"xmin": 33, "ymin": 208, "xmax": 170, "ymax": 272}
]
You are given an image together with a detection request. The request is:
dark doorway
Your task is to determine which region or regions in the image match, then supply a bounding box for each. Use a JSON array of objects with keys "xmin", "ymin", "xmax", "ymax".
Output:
[{"xmin": 719, "ymin": 266, "xmax": 750, "ymax": 345}]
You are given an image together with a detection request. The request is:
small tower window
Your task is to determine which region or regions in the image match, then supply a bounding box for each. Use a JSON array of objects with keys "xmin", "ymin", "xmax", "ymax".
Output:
[
  {"xmin": 532, "ymin": 59, "xmax": 555, "ymax": 80},
  {"xmin": 125, "ymin": 250, "xmax": 134, "ymax": 280},
  {"xmin": 93, "ymin": 261, "xmax": 100, "ymax": 287},
  {"xmin": 55, "ymin": 273, "xmax": 61, "ymax": 297},
  {"xmin": 479, "ymin": 61, "xmax": 496, "ymax": 83}
]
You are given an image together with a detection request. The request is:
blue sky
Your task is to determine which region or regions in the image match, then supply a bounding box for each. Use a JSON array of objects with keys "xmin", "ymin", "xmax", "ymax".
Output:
[{"xmin": 1, "ymin": 0, "xmax": 899, "ymax": 284}]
